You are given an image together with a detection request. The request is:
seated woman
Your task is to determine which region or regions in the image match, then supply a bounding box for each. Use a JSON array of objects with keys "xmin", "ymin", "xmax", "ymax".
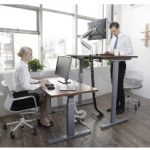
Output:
[{"xmin": 13, "ymin": 46, "xmax": 53, "ymax": 128}]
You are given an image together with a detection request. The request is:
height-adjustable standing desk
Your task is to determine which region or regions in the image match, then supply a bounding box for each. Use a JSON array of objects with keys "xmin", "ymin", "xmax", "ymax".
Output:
[
  {"xmin": 41, "ymin": 77, "xmax": 98, "ymax": 144},
  {"xmin": 99, "ymin": 55, "xmax": 138, "ymax": 129},
  {"xmin": 69, "ymin": 54, "xmax": 138, "ymax": 127}
]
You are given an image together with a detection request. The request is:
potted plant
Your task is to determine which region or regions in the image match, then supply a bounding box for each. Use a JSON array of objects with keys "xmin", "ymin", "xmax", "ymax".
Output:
[
  {"xmin": 82, "ymin": 59, "xmax": 91, "ymax": 68},
  {"xmin": 28, "ymin": 58, "xmax": 45, "ymax": 72}
]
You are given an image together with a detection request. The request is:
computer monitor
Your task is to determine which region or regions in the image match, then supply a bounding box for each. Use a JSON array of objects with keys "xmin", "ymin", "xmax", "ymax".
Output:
[
  {"xmin": 55, "ymin": 56, "xmax": 72, "ymax": 84},
  {"xmin": 87, "ymin": 18, "xmax": 107, "ymax": 40}
]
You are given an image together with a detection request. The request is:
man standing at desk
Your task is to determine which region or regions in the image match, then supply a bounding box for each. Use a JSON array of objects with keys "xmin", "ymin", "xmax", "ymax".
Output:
[{"xmin": 105, "ymin": 22, "xmax": 134, "ymax": 114}]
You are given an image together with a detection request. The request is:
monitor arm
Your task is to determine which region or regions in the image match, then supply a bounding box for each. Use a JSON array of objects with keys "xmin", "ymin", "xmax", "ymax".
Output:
[
  {"xmin": 80, "ymin": 39, "xmax": 93, "ymax": 51},
  {"xmin": 80, "ymin": 27, "xmax": 96, "ymax": 53},
  {"xmin": 81, "ymin": 27, "xmax": 96, "ymax": 39}
]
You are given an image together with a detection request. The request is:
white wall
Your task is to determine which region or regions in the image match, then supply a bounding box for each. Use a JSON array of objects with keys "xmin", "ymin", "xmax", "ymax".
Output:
[{"xmin": 115, "ymin": 4, "xmax": 150, "ymax": 99}]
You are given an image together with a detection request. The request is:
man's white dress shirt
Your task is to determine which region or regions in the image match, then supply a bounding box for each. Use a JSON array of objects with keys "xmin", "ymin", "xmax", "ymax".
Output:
[
  {"xmin": 13, "ymin": 60, "xmax": 40, "ymax": 92},
  {"xmin": 107, "ymin": 33, "xmax": 134, "ymax": 55}
]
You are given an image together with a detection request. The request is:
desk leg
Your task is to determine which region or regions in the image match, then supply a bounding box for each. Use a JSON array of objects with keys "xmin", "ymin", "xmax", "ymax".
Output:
[
  {"xmin": 48, "ymin": 96, "xmax": 91, "ymax": 144},
  {"xmin": 67, "ymin": 96, "xmax": 75, "ymax": 136},
  {"xmin": 78, "ymin": 59, "xmax": 83, "ymax": 105},
  {"xmin": 101, "ymin": 61, "xmax": 128, "ymax": 129},
  {"xmin": 46, "ymin": 97, "xmax": 64, "ymax": 114}
]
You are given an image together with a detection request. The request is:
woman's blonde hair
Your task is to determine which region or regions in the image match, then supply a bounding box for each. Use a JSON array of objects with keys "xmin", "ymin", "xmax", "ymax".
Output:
[{"xmin": 17, "ymin": 46, "xmax": 32, "ymax": 57}]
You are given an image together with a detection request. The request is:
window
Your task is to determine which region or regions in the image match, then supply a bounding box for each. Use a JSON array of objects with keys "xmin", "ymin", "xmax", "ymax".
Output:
[
  {"xmin": 0, "ymin": 4, "xmax": 109, "ymax": 71},
  {"xmin": 0, "ymin": 5, "xmax": 38, "ymax": 70},
  {"xmin": 43, "ymin": 3, "xmax": 74, "ymax": 13},
  {"xmin": 43, "ymin": 12, "xmax": 74, "ymax": 70},
  {"xmin": 0, "ymin": 33, "xmax": 14, "ymax": 70},
  {"xmin": 78, "ymin": 4, "xmax": 103, "ymax": 18},
  {"xmin": 0, "ymin": 32, "xmax": 39, "ymax": 70},
  {"xmin": 0, "ymin": 5, "xmax": 37, "ymax": 31},
  {"xmin": 14, "ymin": 34, "xmax": 39, "ymax": 65}
]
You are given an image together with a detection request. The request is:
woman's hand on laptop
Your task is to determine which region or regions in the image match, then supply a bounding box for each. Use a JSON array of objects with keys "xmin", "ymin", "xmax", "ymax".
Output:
[
  {"xmin": 39, "ymin": 82, "xmax": 46, "ymax": 88},
  {"xmin": 39, "ymin": 79, "xmax": 48, "ymax": 84},
  {"xmin": 39, "ymin": 79, "xmax": 49, "ymax": 88}
]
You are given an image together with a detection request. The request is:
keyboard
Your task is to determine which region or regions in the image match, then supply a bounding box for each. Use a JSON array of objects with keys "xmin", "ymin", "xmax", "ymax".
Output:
[{"xmin": 59, "ymin": 86, "xmax": 76, "ymax": 91}]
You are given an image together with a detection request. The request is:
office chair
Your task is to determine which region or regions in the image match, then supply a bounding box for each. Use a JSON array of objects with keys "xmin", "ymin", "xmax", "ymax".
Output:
[
  {"xmin": 124, "ymin": 71, "xmax": 142, "ymax": 110},
  {"xmin": 1, "ymin": 80, "xmax": 38, "ymax": 139}
]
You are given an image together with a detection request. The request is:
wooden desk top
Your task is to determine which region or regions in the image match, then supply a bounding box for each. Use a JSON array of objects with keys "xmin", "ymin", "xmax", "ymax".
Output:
[
  {"xmin": 41, "ymin": 77, "xmax": 98, "ymax": 98},
  {"xmin": 68, "ymin": 54, "xmax": 138, "ymax": 60}
]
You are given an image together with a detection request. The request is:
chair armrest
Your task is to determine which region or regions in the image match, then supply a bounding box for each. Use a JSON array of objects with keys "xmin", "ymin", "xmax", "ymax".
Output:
[
  {"xmin": 13, "ymin": 95, "xmax": 38, "ymax": 114},
  {"xmin": 4, "ymin": 94, "xmax": 38, "ymax": 113},
  {"xmin": 13, "ymin": 95, "xmax": 37, "ymax": 107}
]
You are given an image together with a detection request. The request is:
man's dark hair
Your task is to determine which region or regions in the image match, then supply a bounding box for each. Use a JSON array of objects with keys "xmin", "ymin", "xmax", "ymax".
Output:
[{"xmin": 109, "ymin": 22, "xmax": 120, "ymax": 29}]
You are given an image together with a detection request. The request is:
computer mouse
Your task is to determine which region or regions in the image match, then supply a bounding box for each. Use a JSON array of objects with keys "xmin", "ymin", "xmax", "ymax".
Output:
[{"xmin": 47, "ymin": 85, "xmax": 55, "ymax": 90}]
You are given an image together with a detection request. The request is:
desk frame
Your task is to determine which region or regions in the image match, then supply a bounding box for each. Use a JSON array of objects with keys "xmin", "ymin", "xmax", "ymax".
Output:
[
  {"xmin": 101, "ymin": 60, "xmax": 128, "ymax": 129},
  {"xmin": 48, "ymin": 95, "xmax": 90, "ymax": 144},
  {"xmin": 69, "ymin": 55, "xmax": 137, "ymax": 128},
  {"xmin": 41, "ymin": 78, "xmax": 97, "ymax": 144}
]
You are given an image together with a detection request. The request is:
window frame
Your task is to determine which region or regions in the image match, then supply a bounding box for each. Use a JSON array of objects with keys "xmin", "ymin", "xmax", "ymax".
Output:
[{"xmin": 0, "ymin": 4, "xmax": 40, "ymax": 35}]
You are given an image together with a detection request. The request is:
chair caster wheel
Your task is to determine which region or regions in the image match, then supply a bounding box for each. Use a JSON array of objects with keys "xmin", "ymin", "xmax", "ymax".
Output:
[
  {"xmin": 10, "ymin": 131, "xmax": 15, "ymax": 139},
  {"xmin": 3, "ymin": 124, "xmax": 7, "ymax": 130},
  {"xmin": 21, "ymin": 125, "xmax": 24, "ymax": 128},
  {"xmin": 33, "ymin": 128, "xmax": 37, "ymax": 136},
  {"xmin": 81, "ymin": 119, "xmax": 85, "ymax": 122}
]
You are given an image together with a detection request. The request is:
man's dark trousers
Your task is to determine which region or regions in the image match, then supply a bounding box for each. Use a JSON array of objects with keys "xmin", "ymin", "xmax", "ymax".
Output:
[{"xmin": 110, "ymin": 61, "xmax": 126, "ymax": 111}]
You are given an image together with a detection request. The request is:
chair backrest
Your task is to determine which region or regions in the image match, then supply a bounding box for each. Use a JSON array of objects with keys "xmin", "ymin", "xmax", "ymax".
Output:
[
  {"xmin": 4, "ymin": 92, "xmax": 14, "ymax": 111},
  {"xmin": 125, "ymin": 70, "xmax": 143, "ymax": 81},
  {"xmin": 1, "ymin": 79, "xmax": 15, "ymax": 111},
  {"xmin": 2, "ymin": 71, "xmax": 14, "ymax": 92}
]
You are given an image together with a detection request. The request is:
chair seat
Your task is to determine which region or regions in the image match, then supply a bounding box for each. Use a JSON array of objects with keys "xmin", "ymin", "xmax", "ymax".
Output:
[
  {"xmin": 124, "ymin": 77, "xmax": 142, "ymax": 111},
  {"xmin": 124, "ymin": 78, "xmax": 142, "ymax": 90}
]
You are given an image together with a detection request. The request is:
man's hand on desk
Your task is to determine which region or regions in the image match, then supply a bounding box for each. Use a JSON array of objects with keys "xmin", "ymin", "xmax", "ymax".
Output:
[
  {"xmin": 96, "ymin": 51, "xmax": 114, "ymax": 56},
  {"xmin": 104, "ymin": 51, "xmax": 113, "ymax": 55}
]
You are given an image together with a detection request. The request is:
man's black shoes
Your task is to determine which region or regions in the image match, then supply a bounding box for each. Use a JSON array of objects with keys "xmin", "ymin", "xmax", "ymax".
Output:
[{"xmin": 116, "ymin": 109, "xmax": 124, "ymax": 115}]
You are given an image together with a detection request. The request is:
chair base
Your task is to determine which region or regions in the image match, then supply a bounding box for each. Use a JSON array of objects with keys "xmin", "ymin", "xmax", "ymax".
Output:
[
  {"xmin": 3, "ymin": 115, "xmax": 37, "ymax": 139},
  {"xmin": 126, "ymin": 99, "xmax": 140, "ymax": 110}
]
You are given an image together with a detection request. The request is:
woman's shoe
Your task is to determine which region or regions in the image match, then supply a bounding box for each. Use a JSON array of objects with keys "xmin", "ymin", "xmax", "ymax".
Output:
[
  {"xmin": 37, "ymin": 119, "xmax": 54, "ymax": 128},
  {"xmin": 107, "ymin": 108, "xmax": 111, "ymax": 112}
]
